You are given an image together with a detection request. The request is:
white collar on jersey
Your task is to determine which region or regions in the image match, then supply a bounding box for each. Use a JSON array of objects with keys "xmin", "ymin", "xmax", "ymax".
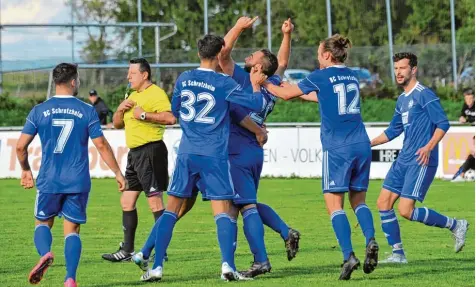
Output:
[
  {"xmin": 197, "ymin": 68, "xmax": 215, "ymax": 72},
  {"xmin": 403, "ymin": 81, "xmax": 421, "ymax": 97},
  {"xmin": 325, "ymin": 64, "xmax": 346, "ymax": 69},
  {"xmin": 53, "ymin": 95, "xmax": 74, "ymax": 98}
]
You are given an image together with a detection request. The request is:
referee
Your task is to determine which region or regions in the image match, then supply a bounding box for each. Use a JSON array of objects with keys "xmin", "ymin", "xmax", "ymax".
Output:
[{"xmin": 102, "ymin": 58, "xmax": 176, "ymax": 262}]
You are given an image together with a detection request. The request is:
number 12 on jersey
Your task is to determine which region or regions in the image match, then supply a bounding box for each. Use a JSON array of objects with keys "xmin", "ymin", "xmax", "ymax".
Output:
[{"xmin": 333, "ymin": 83, "xmax": 360, "ymax": 115}]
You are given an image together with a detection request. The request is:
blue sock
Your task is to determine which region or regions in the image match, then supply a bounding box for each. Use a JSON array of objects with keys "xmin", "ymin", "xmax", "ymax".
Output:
[
  {"xmin": 64, "ymin": 233, "xmax": 82, "ymax": 281},
  {"xmin": 411, "ymin": 207, "xmax": 458, "ymax": 230},
  {"xmin": 34, "ymin": 224, "xmax": 52, "ymax": 256},
  {"xmin": 256, "ymin": 203, "xmax": 289, "ymax": 240},
  {"xmin": 331, "ymin": 210, "xmax": 353, "ymax": 261},
  {"xmin": 354, "ymin": 204, "xmax": 375, "ymax": 246},
  {"xmin": 379, "ymin": 209, "xmax": 405, "ymax": 255},
  {"xmin": 242, "ymin": 208, "xmax": 268, "ymax": 262},
  {"xmin": 152, "ymin": 211, "xmax": 178, "ymax": 269},
  {"xmin": 141, "ymin": 220, "xmax": 159, "ymax": 259},
  {"xmin": 215, "ymin": 213, "xmax": 236, "ymax": 270}
]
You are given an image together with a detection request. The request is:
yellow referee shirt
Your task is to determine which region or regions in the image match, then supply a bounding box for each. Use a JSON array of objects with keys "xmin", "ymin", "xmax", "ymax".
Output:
[{"xmin": 124, "ymin": 84, "xmax": 171, "ymax": 148}]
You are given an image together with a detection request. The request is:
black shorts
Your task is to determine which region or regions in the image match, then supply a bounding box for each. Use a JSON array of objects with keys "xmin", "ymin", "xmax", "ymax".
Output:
[{"xmin": 125, "ymin": 140, "xmax": 169, "ymax": 196}]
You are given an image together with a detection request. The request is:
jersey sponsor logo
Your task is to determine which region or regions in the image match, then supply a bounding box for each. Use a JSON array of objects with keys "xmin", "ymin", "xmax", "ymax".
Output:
[{"xmin": 372, "ymin": 149, "xmax": 400, "ymax": 162}]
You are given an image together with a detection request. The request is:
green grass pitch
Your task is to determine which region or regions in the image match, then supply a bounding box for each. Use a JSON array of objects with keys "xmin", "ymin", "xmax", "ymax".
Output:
[{"xmin": 0, "ymin": 178, "xmax": 473, "ymax": 287}]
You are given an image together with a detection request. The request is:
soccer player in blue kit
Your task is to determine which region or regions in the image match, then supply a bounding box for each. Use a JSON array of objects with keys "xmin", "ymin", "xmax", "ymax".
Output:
[
  {"xmin": 263, "ymin": 34, "xmax": 379, "ymax": 280},
  {"xmin": 16, "ymin": 63, "xmax": 126, "ymax": 287},
  {"xmin": 137, "ymin": 34, "xmax": 266, "ymax": 282},
  {"xmin": 371, "ymin": 53, "xmax": 469, "ymax": 264}
]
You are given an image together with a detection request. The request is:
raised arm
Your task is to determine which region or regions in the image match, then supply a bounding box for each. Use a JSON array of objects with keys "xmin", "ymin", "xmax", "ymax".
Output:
[
  {"xmin": 113, "ymin": 99, "xmax": 135, "ymax": 129},
  {"xmin": 219, "ymin": 16, "xmax": 259, "ymax": 76},
  {"xmin": 275, "ymin": 19, "xmax": 294, "ymax": 78}
]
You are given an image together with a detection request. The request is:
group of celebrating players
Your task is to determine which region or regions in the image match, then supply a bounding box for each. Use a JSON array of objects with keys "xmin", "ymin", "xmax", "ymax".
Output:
[{"xmin": 16, "ymin": 16, "xmax": 469, "ymax": 287}]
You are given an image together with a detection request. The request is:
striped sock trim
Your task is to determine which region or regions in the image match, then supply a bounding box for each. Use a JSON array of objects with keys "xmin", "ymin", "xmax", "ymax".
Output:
[
  {"xmin": 354, "ymin": 204, "xmax": 370, "ymax": 214},
  {"xmin": 330, "ymin": 210, "xmax": 346, "ymax": 221},
  {"xmin": 242, "ymin": 208, "xmax": 259, "ymax": 219}
]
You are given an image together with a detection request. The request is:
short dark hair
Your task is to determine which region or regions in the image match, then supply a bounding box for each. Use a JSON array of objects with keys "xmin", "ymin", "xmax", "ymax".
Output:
[
  {"xmin": 129, "ymin": 58, "xmax": 151, "ymax": 80},
  {"xmin": 393, "ymin": 52, "xmax": 418, "ymax": 68},
  {"xmin": 320, "ymin": 34, "xmax": 352, "ymax": 63},
  {"xmin": 197, "ymin": 35, "xmax": 225, "ymax": 60},
  {"xmin": 259, "ymin": 49, "xmax": 279, "ymax": 77},
  {"xmin": 52, "ymin": 63, "xmax": 78, "ymax": 85},
  {"xmin": 463, "ymin": 88, "xmax": 474, "ymax": 96}
]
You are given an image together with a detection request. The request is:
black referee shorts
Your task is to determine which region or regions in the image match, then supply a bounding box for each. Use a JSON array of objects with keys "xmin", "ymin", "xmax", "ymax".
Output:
[{"xmin": 125, "ymin": 140, "xmax": 169, "ymax": 197}]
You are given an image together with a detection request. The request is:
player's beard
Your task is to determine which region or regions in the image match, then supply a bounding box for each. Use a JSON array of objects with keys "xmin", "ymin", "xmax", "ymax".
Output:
[
  {"xmin": 244, "ymin": 64, "xmax": 252, "ymax": 73},
  {"xmin": 396, "ymin": 74, "xmax": 411, "ymax": 87}
]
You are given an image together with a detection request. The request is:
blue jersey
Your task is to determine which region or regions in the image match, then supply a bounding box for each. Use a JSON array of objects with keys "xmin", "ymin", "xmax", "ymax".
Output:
[
  {"xmin": 171, "ymin": 68, "xmax": 263, "ymax": 159},
  {"xmin": 229, "ymin": 64, "xmax": 281, "ymax": 154},
  {"xmin": 298, "ymin": 65, "xmax": 370, "ymax": 151},
  {"xmin": 384, "ymin": 82, "xmax": 450, "ymax": 166},
  {"xmin": 22, "ymin": 96, "xmax": 103, "ymax": 194}
]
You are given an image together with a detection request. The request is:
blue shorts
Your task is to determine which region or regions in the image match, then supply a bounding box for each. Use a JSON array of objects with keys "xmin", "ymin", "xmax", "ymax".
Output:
[
  {"xmin": 322, "ymin": 142, "xmax": 371, "ymax": 193},
  {"xmin": 34, "ymin": 192, "xmax": 89, "ymax": 224},
  {"xmin": 383, "ymin": 161, "xmax": 437, "ymax": 202},
  {"xmin": 229, "ymin": 149, "xmax": 264, "ymax": 205},
  {"xmin": 168, "ymin": 154, "xmax": 235, "ymax": 200}
]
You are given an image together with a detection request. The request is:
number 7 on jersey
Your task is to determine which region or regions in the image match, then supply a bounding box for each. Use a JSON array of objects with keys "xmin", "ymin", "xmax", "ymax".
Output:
[{"xmin": 52, "ymin": 119, "xmax": 74, "ymax": 153}]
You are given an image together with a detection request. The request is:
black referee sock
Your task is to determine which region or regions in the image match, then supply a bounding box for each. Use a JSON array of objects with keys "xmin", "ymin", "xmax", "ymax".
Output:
[
  {"xmin": 153, "ymin": 209, "xmax": 165, "ymax": 222},
  {"xmin": 122, "ymin": 209, "xmax": 138, "ymax": 253}
]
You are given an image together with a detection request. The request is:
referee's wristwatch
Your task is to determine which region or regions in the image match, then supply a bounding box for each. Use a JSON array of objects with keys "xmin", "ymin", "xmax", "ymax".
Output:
[{"xmin": 140, "ymin": 112, "xmax": 147, "ymax": 120}]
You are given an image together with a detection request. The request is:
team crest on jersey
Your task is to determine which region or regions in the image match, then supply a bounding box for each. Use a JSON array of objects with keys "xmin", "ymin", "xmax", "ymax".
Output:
[{"xmin": 408, "ymin": 99, "xmax": 414, "ymax": 109}]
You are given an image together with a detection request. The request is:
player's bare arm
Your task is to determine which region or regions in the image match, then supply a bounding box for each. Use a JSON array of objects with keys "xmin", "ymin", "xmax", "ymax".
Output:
[
  {"xmin": 92, "ymin": 136, "xmax": 127, "ymax": 191},
  {"xmin": 275, "ymin": 18, "xmax": 294, "ymax": 78},
  {"xmin": 239, "ymin": 116, "xmax": 268, "ymax": 147},
  {"xmin": 415, "ymin": 128, "xmax": 447, "ymax": 166},
  {"xmin": 16, "ymin": 133, "xmax": 35, "ymax": 189},
  {"xmin": 263, "ymin": 81, "xmax": 304, "ymax": 100},
  {"xmin": 300, "ymin": 91, "xmax": 318, "ymax": 102},
  {"xmin": 219, "ymin": 16, "xmax": 259, "ymax": 76},
  {"xmin": 113, "ymin": 99, "xmax": 135, "ymax": 129},
  {"xmin": 370, "ymin": 133, "xmax": 390, "ymax": 147},
  {"xmin": 132, "ymin": 106, "xmax": 177, "ymax": 125}
]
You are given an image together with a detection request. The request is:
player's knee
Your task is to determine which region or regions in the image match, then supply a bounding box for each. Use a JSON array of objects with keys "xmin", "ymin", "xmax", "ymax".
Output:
[
  {"xmin": 376, "ymin": 194, "xmax": 392, "ymax": 210},
  {"xmin": 239, "ymin": 203, "xmax": 256, "ymax": 213},
  {"xmin": 397, "ymin": 204, "xmax": 413, "ymax": 220},
  {"xmin": 120, "ymin": 195, "xmax": 136, "ymax": 211},
  {"xmin": 147, "ymin": 196, "xmax": 164, "ymax": 212}
]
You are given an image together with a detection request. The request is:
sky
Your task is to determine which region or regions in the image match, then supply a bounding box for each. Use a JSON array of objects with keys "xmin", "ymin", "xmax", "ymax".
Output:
[{"xmin": 1, "ymin": 0, "xmax": 76, "ymax": 62}]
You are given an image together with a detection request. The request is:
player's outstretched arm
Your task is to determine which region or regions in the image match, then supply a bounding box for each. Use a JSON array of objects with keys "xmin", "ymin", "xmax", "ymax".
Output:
[
  {"xmin": 300, "ymin": 92, "xmax": 318, "ymax": 102},
  {"xmin": 263, "ymin": 81, "xmax": 304, "ymax": 101},
  {"xmin": 132, "ymin": 107, "xmax": 176, "ymax": 125},
  {"xmin": 373, "ymin": 106, "xmax": 404, "ymax": 147},
  {"xmin": 219, "ymin": 16, "xmax": 259, "ymax": 76},
  {"xmin": 370, "ymin": 133, "xmax": 390, "ymax": 147},
  {"xmin": 92, "ymin": 136, "xmax": 127, "ymax": 191},
  {"xmin": 16, "ymin": 133, "xmax": 35, "ymax": 189},
  {"xmin": 275, "ymin": 18, "xmax": 294, "ymax": 78}
]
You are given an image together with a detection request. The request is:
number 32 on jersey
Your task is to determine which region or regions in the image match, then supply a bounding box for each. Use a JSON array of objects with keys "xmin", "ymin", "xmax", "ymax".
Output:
[{"xmin": 180, "ymin": 90, "xmax": 216, "ymax": 124}]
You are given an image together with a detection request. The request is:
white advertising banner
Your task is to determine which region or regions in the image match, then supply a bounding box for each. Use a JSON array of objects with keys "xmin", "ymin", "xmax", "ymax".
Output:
[{"xmin": 0, "ymin": 126, "xmax": 473, "ymax": 179}]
